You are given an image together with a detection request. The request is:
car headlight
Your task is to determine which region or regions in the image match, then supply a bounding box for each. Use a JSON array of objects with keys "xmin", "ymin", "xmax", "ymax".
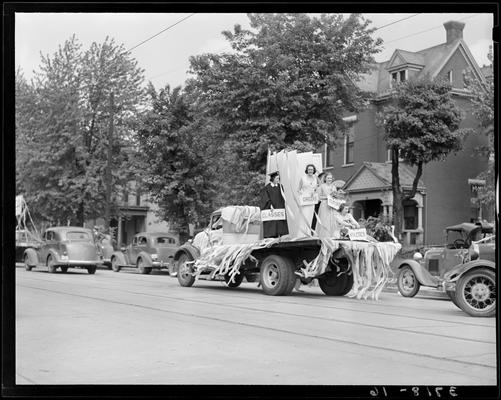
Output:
[
  {"xmin": 412, "ymin": 252, "xmax": 423, "ymax": 261},
  {"xmin": 151, "ymin": 253, "xmax": 158, "ymax": 260},
  {"xmin": 61, "ymin": 254, "xmax": 69, "ymax": 261}
]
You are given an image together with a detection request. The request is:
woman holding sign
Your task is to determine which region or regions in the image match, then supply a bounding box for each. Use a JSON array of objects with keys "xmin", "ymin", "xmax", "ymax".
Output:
[
  {"xmin": 335, "ymin": 203, "xmax": 360, "ymax": 230},
  {"xmin": 298, "ymin": 164, "xmax": 320, "ymax": 235},
  {"xmin": 260, "ymin": 171, "xmax": 289, "ymax": 238},
  {"xmin": 316, "ymin": 172, "xmax": 339, "ymax": 238}
]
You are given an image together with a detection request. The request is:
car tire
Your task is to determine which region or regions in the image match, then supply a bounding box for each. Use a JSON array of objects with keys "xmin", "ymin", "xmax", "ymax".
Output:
[
  {"xmin": 259, "ymin": 255, "xmax": 295, "ymax": 296},
  {"xmin": 455, "ymin": 268, "xmax": 496, "ymax": 317},
  {"xmin": 47, "ymin": 256, "xmax": 57, "ymax": 273},
  {"xmin": 224, "ymin": 271, "xmax": 244, "ymax": 288},
  {"xmin": 87, "ymin": 266, "xmax": 97, "ymax": 274},
  {"xmin": 24, "ymin": 254, "xmax": 33, "ymax": 271},
  {"xmin": 397, "ymin": 265, "xmax": 420, "ymax": 297},
  {"xmin": 111, "ymin": 257, "xmax": 121, "ymax": 272},
  {"xmin": 446, "ymin": 290, "xmax": 461, "ymax": 309},
  {"xmin": 60, "ymin": 266, "xmax": 69, "ymax": 273},
  {"xmin": 177, "ymin": 253, "xmax": 195, "ymax": 287},
  {"xmin": 137, "ymin": 258, "xmax": 149, "ymax": 274}
]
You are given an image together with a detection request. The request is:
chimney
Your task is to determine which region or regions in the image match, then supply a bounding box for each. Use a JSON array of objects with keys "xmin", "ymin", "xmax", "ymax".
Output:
[{"xmin": 443, "ymin": 21, "xmax": 465, "ymax": 44}]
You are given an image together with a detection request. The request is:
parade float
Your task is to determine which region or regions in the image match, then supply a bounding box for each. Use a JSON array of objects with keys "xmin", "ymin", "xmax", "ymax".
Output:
[
  {"xmin": 173, "ymin": 150, "xmax": 401, "ymax": 299},
  {"xmin": 15, "ymin": 195, "xmax": 42, "ymax": 262}
]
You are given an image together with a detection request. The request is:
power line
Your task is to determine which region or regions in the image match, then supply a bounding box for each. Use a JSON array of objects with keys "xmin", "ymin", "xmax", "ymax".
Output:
[
  {"xmin": 126, "ymin": 13, "xmax": 196, "ymax": 53},
  {"xmin": 374, "ymin": 14, "xmax": 421, "ymax": 31},
  {"xmin": 384, "ymin": 14, "xmax": 480, "ymax": 45}
]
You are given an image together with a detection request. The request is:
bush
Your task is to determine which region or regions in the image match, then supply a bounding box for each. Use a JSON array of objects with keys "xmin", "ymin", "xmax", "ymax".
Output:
[{"xmin": 359, "ymin": 215, "xmax": 395, "ymax": 242}]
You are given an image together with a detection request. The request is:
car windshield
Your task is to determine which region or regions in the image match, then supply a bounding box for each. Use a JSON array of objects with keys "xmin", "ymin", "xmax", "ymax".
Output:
[
  {"xmin": 445, "ymin": 230, "xmax": 467, "ymax": 248},
  {"xmin": 66, "ymin": 231, "xmax": 92, "ymax": 241},
  {"xmin": 156, "ymin": 237, "xmax": 175, "ymax": 246}
]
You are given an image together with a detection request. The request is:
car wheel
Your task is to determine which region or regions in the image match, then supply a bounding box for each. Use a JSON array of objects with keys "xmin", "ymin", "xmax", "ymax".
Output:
[
  {"xmin": 259, "ymin": 255, "xmax": 296, "ymax": 296},
  {"xmin": 224, "ymin": 271, "xmax": 244, "ymax": 288},
  {"xmin": 397, "ymin": 265, "xmax": 420, "ymax": 297},
  {"xmin": 111, "ymin": 257, "xmax": 121, "ymax": 272},
  {"xmin": 87, "ymin": 266, "xmax": 97, "ymax": 274},
  {"xmin": 24, "ymin": 254, "xmax": 33, "ymax": 271},
  {"xmin": 319, "ymin": 269, "xmax": 354, "ymax": 296},
  {"xmin": 455, "ymin": 268, "xmax": 496, "ymax": 317},
  {"xmin": 137, "ymin": 258, "xmax": 149, "ymax": 274},
  {"xmin": 47, "ymin": 256, "xmax": 57, "ymax": 273},
  {"xmin": 446, "ymin": 290, "xmax": 460, "ymax": 309},
  {"xmin": 60, "ymin": 266, "xmax": 69, "ymax": 273},
  {"xmin": 177, "ymin": 253, "xmax": 195, "ymax": 287}
]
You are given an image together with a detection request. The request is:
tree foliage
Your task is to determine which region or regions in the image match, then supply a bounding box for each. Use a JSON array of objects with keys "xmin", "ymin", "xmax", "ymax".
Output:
[
  {"xmin": 16, "ymin": 36, "xmax": 145, "ymax": 226},
  {"xmin": 379, "ymin": 77, "xmax": 467, "ymax": 238},
  {"xmin": 186, "ymin": 13, "xmax": 382, "ymax": 205},
  {"xmin": 135, "ymin": 84, "xmax": 219, "ymax": 240}
]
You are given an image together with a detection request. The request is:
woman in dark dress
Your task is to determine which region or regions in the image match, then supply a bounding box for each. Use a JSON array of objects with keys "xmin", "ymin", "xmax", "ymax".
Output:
[{"xmin": 260, "ymin": 171, "xmax": 289, "ymax": 238}]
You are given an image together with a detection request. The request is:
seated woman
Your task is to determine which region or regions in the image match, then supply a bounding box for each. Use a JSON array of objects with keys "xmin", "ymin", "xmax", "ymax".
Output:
[{"xmin": 334, "ymin": 203, "xmax": 360, "ymax": 238}]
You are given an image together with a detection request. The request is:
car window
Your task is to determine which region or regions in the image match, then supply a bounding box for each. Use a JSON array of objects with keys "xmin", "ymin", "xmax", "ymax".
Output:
[
  {"xmin": 446, "ymin": 230, "xmax": 466, "ymax": 248},
  {"xmin": 156, "ymin": 236, "xmax": 176, "ymax": 245},
  {"xmin": 211, "ymin": 215, "xmax": 223, "ymax": 230},
  {"xmin": 138, "ymin": 236, "xmax": 148, "ymax": 246},
  {"xmin": 46, "ymin": 231, "xmax": 56, "ymax": 241},
  {"xmin": 67, "ymin": 231, "xmax": 92, "ymax": 241}
]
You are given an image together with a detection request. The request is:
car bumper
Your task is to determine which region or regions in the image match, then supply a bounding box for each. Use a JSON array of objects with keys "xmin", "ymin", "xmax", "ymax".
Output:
[
  {"xmin": 55, "ymin": 259, "xmax": 104, "ymax": 266},
  {"xmin": 152, "ymin": 261, "xmax": 170, "ymax": 269}
]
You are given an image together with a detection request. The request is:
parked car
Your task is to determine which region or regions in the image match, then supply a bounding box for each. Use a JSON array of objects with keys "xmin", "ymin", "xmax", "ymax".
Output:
[
  {"xmin": 395, "ymin": 222, "xmax": 495, "ymax": 317},
  {"xmin": 444, "ymin": 233, "xmax": 495, "ymax": 317},
  {"xmin": 110, "ymin": 232, "xmax": 179, "ymax": 274},
  {"xmin": 23, "ymin": 226, "xmax": 104, "ymax": 274},
  {"xmin": 15, "ymin": 229, "xmax": 41, "ymax": 263}
]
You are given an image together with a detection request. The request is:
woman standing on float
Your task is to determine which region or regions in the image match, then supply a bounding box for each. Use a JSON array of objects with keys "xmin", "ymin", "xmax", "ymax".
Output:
[
  {"xmin": 298, "ymin": 164, "xmax": 320, "ymax": 235},
  {"xmin": 315, "ymin": 172, "xmax": 339, "ymax": 238}
]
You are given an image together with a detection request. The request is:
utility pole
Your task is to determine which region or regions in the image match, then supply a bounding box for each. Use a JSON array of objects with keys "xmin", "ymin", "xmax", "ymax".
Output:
[{"xmin": 104, "ymin": 92, "xmax": 114, "ymax": 231}]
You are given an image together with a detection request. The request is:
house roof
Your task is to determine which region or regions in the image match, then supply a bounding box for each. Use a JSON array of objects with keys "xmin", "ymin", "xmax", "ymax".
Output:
[
  {"xmin": 344, "ymin": 162, "xmax": 426, "ymax": 192},
  {"xmin": 356, "ymin": 24, "xmax": 486, "ymax": 95}
]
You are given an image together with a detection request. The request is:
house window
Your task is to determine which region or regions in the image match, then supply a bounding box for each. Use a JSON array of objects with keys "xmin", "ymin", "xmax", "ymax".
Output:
[
  {"xmin": 447, "ymin": 70, "xmax": 453, "ymax": 83},
  {"xmin": 391, "ymin": 72, "xmax": 398, "ymax": 82},
  {"xmin": 399, "ymin": 70, "xmax": 406, "ymax": 82},
  {"xmin": 123, "ymin": 189, "xmax": 129, "ymax": 205},
  {"xmin": 325, "ymin": 144, "xmax": 335, "ymax": 167},
  {"xmin": 403, "ymin": 199, "xmax": 418, "ymax": 230},
  {"xmin": 344, "ymin": 125, "xmax": 354, "ymax": 165},
  {"xmin": 136, "ymin": 190, "xmax": 142, "ymax": 206}
]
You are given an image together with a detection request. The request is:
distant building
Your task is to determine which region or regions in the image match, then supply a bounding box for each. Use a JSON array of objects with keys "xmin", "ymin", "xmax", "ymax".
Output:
[
  {"xmin": 88, "ymin": 181, "xmax": 172, "ymax": 246},
  {"xmin": 322, "ymin": 21, "xmax": 492, "ymax": 245}
]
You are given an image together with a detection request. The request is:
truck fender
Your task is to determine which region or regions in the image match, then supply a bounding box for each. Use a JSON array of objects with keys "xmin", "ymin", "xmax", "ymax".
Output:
[
  {"xmin": 174, "ymin": 243, "xmax": 200, "ymax": 262},
  {"xmin": 137, "ymin": 251, "xmax": 153, "ymax": 267},
  {"xmin": 444, "ymin": 259, "xmax": 496, "ymax": 283},
  {"xmin": 397, "ymin": 259, "xmax": 439, "ymax": 287},
  {"xmin": 110, "ymin": 251, "xmax": 127, "ymax": 266},
  {"xmin": 23, "ymin": 247, "xmax": 40, "ymax": 266}
]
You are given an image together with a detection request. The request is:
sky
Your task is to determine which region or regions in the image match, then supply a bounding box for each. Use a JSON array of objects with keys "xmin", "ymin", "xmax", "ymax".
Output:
[{"xmin": 15, "ymin": 12, "xmax": 494, "ymax": 90}]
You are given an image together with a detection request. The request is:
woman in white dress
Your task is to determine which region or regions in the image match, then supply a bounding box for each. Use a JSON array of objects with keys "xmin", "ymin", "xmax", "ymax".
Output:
[
  {"xmin": 334, "ymin": 203, "xmax": 360, "ymax": 238},
  {"xmin": 298, "ymin": 164, "xmax": 320, "ymax": 235},
  {"xmin": 315, "ymin": 172, "xmax": 339, "ymax": 238}
]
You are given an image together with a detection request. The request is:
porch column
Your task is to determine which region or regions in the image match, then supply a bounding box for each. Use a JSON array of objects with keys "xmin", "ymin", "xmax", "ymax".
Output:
[
  {"xmin": 117, "ymin": 215, "xmax": 123, "ymax": 246},
  {"xmin": 388, "ymin": 205, "xmax": 393, "ymax": 223},
  {"xmin": 417, "ymin": 205, "xmax": 423, "ymax": 230}
]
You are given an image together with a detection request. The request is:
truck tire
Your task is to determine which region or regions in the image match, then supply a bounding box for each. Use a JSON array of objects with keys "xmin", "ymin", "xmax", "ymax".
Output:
[
  {"xmin": 60, "ymin": 266, "xmax": 69, "ymax": 273},
  {"xmin": 397, "ymin": 265, "xmax": 420, "ymax": 297},
  {"xmin": 47, "ymin": 256, "xmax": 57, "ymax": 273},
  {"xmin": 224, "ymin": 272, "xmax": 244, "ymax": 288},
  {"xmin": 259, "ymin": 255, "xmax": 295, "ymax": 296},
  {"xmin": 111, "ymin": 257, "xmax": 121, "ymax": 272},
  {"xmin": 177, "ymin": 253, "xmax": 195, "ymax": 287},
  {"xmin": 87, "ymin": 266, "xmax": 97, "ymax": 274},
  {"xmin": 455, "ymin": 268, "xmax": 496, "ymax": 317},
  {"xmin": 318, "ymin": 270, "xmax": 354, "ymax": 296}
]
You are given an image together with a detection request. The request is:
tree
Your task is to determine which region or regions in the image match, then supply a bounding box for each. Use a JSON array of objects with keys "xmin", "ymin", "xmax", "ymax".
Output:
[
  {"xmin": 135, "ymin": 84, "xmax": 218, "ymax": 242},
  {"xmin": 464, "ymin": 47, "xmax": 494, "ymax": 219},
  {"xmin": 186, "ymin": 13, "xmax": 382, "ymax": 205},
  {"xmin": 16, "ymin": 36, "xmax": 145, "ymax": 227},
  {"xmin": 379, "ymin": 77, "xmax": 468, "ymax": 239}
]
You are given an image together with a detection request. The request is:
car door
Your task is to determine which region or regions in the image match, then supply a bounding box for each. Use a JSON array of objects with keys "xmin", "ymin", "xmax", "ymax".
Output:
[
  {"xmin": 128, "ymin": 236, "xmax": 139, "ymax": 263},
  {"xmin": 40, "ymin": 230, "xmax": 56, "ymax": 263}
]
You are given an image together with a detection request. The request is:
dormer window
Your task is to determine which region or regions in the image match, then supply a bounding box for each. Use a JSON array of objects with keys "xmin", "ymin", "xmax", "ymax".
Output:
[
  {"xmin": 390, "ymin": 69, "xmax": 408, "ymax": 87},
  {"xmin": 399, "ymin": 70, "xmax": 407, "ymax": 82},
  {"xmin": 447, "ymin": 70, "xmax": 453, "ymax": 83},
  {"xmin": 392, "ymin": 72, "xmax": 398, "ymax": 82}
]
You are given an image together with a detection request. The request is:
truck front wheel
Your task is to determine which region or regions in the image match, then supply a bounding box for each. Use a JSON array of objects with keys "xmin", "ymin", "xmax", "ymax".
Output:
[
  {"xmin": 318, "ymin": 269, "xmax": 354, "ymax": 296},
  {"xmin": 177, "ymin": 253, "xmax": 195, "ymax": 287},
  {"xmin": 259, "ymin": 255, "xmax": 295, "ymax": 296}
]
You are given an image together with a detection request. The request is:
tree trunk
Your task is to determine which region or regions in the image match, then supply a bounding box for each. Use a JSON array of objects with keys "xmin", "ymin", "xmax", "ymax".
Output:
[
  {"xmin": 391, "ymin": 148, "xmax": 403, "ymax": 241},
  {"xmin": 76, "ymin": 201, "xmax": 85, "ymax": 227}
]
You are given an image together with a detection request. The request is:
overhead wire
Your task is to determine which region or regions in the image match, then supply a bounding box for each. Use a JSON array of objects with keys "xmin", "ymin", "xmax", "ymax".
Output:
[{"xmin": 373, "ymin": 14, "xmax": 421, "ymax": 31}]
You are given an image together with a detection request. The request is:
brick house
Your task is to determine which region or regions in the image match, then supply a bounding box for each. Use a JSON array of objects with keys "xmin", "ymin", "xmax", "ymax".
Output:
[{"xmin": 322, "ymin": 21, "xmax": 492, "ymax": 246}]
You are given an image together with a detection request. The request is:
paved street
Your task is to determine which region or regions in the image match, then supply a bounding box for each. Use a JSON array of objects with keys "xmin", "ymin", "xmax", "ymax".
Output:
[{"xmin": 15, "ymin": 265, "xmax": 496, "ymax": 386}]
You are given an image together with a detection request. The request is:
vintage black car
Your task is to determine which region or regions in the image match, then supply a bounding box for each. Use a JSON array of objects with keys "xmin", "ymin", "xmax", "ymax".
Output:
[
  {"xmin": 23, "ymin": 226, "xmax": 104, "ymax": 274},
  {"xmin": 110, "ymin": 232, "xmax": 179, "ymax": 274},
  {"xmin": 395, "ymin": 222, "xmax": 495, "ymax": 317}
]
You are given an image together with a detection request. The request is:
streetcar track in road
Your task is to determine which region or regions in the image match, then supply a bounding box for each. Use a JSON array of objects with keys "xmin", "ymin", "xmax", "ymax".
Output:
[
  {"xmin": 19, "ymin": 284, "xmax": 496, "ymax": 372},
  {"xmin": 18, "ymin": 273, "xmax": 494, "ymax": 330}
]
